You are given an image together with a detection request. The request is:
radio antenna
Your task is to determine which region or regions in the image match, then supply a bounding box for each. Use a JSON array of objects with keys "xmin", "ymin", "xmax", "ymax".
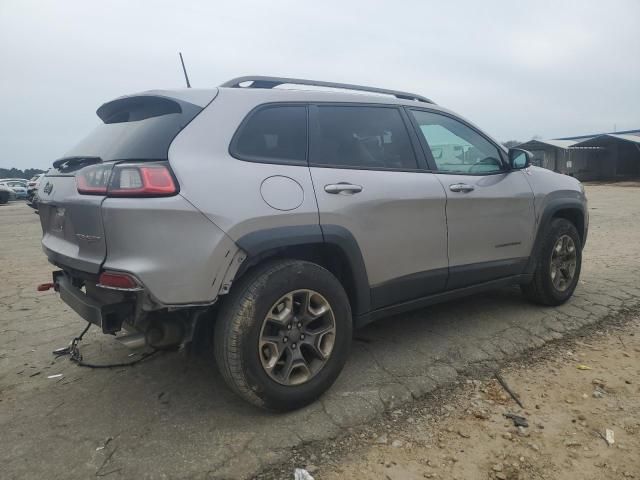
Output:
[{"xmin": 179, "ymin": 52, "xmax": 191, "ymax": 88}]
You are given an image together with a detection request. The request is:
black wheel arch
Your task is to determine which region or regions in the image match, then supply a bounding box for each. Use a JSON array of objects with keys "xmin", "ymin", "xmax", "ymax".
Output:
[
  {"xmin": 234, "ymin": 224, "xmax": 371, "ymax": 317},
  {"xmin": 525, "ymin": 197, "xmax": 587, "ymax": 274}
]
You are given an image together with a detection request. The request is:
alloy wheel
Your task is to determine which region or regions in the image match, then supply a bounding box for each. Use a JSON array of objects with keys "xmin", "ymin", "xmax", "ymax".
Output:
[
  {"xmin": 258, "ymin": 289, "xmax": 336, "ymax": 386},
  {"xmin": 550, "ymin": 234, "xmax": 577, "ymax": 292}
]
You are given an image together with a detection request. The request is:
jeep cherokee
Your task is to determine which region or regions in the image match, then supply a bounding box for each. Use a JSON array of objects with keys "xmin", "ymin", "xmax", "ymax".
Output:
[{"xmin": 37, "ymin": 76, "xmax": 588, "ymax": 410}]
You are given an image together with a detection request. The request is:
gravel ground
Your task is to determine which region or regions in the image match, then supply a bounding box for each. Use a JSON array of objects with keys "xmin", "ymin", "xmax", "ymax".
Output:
[
  {"xmin": 267, "ymin": 309, "xmax": 640, "ymax": 480},
  {"xmin": 1, "ymin": 184, "xmax": 639, "ymax": 479}
]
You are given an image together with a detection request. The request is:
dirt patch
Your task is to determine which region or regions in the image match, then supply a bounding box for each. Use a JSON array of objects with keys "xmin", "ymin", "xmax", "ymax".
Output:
[{"xmin": 261, "ymin": 310, "xmax": 640, "ymax": 480}]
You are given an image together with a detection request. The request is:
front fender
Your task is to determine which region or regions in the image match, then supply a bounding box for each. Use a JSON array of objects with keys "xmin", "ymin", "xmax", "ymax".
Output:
[{"xmin": 525, "ymin": 192, "xmax": 588, "ymax": 274}]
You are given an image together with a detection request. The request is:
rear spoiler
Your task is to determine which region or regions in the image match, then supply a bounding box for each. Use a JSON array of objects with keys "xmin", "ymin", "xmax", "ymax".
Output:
[{"xmin": 56, "ymin": 90, "xmax": 218, "ymax": 165}]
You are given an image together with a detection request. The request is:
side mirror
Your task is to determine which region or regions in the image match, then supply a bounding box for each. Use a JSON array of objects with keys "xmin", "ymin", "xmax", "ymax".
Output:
[{"xmin": 508, "ymin": 148, "xmax": 532, "ymax": 170}]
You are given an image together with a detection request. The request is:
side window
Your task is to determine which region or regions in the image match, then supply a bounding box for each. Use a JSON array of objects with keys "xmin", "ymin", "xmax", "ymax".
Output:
[
  {"xmin": 410, "ymin": 110, "xmax": 504, "ymax": 174},
  {"xmin": 232, "ymin": 105, "xmax": 307, "ymax": 164},
  {"xmin": 311, "ymin": 106, "xmax": 417, "ymax": 169}
]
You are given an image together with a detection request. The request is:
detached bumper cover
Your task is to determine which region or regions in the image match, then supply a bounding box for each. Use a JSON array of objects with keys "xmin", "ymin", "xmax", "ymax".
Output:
[{"xmin": 53, "ymin": 271, "xmax": 133, "ymax": 333}]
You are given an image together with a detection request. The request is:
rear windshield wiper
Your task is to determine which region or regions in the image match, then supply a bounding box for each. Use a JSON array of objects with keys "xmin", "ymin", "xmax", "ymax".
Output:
[{"xmin": 52, "ymin": 156, "xmax": 102, "ymax": 173}]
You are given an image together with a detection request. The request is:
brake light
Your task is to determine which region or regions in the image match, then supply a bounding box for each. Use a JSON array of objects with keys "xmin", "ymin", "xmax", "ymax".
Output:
[
  {"xmin": 76, "ymin": 163, "xmax": 113, "ymax": 194},
  {"xmin": 109, "ymin": 165, "xmax": 177, "ymax": 196},
  {"xmin": 76, "ymin": 162, "xmax": 178, "ymax": 197},
  {"xmin": 98, "ymin": 271, "xmax": 140, "ymax": 290}
]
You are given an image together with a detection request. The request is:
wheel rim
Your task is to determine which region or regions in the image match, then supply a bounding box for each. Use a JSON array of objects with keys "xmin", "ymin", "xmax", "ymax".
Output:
[
  {"xmin": 550, "ymin": 234, "xmax": 577, "ymax": 292},
  {"xmin": 258, "ymin": 289, "xmax": 336, "ymax": 386}
]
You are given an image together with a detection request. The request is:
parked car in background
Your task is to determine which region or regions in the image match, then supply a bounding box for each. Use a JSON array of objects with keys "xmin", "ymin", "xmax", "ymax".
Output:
[
  {"xmin": 0, "ymin": 178, "xmax": 28, "ymax": 185},
  {"xmin": 0, "ymin": 184, "xmax": 15, "ymax": 204},
  {"xmin": 27, "ymin": 174, "xmax": 45, "ymax": 208},
  {"xmin": 0, "ymin": 180, "xmax": 28, "ymax": 199},
  {"xmin": 27, "ymin": 174, "xmax": 44, "ymax": 197},
  {"xmin": 37, "ymin": 76, "xmax": 588, "ymax": 411}
]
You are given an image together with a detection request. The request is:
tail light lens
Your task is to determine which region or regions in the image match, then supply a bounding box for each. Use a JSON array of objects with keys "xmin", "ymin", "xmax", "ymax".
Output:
[
  {"xmin": 76, "ymin": 162, "xmax": 178, "ymax": 197},
  {"xmin": 109, "ymin": 164, "xmax": 177, "ymax": 196},
  {"xmin": 76, "ymin": 163, "xmax": 113, "ymax": 194}
]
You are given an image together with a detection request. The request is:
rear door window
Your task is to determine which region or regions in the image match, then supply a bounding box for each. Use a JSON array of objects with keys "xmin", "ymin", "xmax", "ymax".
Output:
[
  {"xmin": 231, "ymin": 105, "xmax": 307, "ymax": 164},
  {"xmin": 311, "ymin": 106, "xmax": 418, "ymax": 170}
]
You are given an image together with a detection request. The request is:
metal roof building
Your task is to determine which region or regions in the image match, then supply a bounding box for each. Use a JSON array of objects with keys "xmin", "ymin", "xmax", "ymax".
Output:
[{"xmin": 518, "ymin": 129, "xmax": 640, "ymax": 181}]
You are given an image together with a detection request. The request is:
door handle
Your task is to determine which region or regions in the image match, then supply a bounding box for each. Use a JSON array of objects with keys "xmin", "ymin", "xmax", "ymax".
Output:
[
  {"xmin": 449, "ymin": 183, "xmax": 475, "ymax": 193},
  {"xmin": 324, "ymin": 183, "xmax": 363, "ymax": 195}
]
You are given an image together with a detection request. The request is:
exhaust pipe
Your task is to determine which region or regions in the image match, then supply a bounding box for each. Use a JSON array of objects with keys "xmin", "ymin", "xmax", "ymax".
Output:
[
  {"xmin": 145, "ymin": 319, "xmax": 184, "ymax": 348},
  {"xmin": 116, "ymin": 332, "xmax": 146, "ymax": 350},
  {"xmin": 116, "ymin": 316, "xmax": 186, "ymax": 350}
]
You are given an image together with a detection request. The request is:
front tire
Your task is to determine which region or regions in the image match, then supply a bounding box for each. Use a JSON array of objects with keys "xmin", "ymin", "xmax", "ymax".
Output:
[
  {"xmin": 213, "ymin": 259, "xmax": 352, "ymax": 411},
  {"xmin": 522, "ymin": 218, "xmax": 582, "ymax": 306}
]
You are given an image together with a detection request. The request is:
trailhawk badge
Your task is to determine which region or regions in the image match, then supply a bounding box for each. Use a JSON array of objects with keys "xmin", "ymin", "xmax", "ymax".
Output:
[{"xmin": 43, "ymin": 182, "xmax": 53, "ymax": 195}]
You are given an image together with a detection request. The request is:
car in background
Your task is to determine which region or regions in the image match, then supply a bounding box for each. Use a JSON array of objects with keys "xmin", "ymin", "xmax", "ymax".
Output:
[
  {"xmin": 26, "ymin": 174, "xmax": 45, "ymax": 208},
  {"xmin": 0, "ymin": 180, "xmax": 28, "ymax": 199},
  {"xmin": 0, "ymin": 178, "xmax": 28, "ymax": 185},
  {"xmin": 27, "ymin": 174, "xmax": 44, "ymax": 198},
  {"xmin": 0, "ymin": 184, "xmax": 15, "ymax": 204}
]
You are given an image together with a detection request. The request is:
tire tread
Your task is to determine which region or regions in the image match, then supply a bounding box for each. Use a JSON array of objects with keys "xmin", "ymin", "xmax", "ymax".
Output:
[
  {"xmin": 522, "ymin": 218, "xmax": 581, "ymax": 306},
  {"xmin": 214, "ymin": 259, "xmax": 351, "ymax": 410}
]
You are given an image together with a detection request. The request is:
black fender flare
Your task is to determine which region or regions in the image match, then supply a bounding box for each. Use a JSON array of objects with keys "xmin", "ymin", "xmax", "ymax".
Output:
[
  {"xmin": 525, "ymin": 195, "xmax": 587, "ymax": 274},
  {"xmin": 235, "ymin": 224, "xmax": 371, "ymax": 316}
]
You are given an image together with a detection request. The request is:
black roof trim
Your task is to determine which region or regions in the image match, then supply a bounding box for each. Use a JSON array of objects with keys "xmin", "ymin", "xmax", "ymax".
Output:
[{"xmin": 220, "ymin": 76, "xmax": 435, "ymax": 104}]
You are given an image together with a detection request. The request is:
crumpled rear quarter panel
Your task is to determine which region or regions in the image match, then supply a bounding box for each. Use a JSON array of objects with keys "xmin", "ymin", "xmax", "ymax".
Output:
[{"xmin": 101, "ymin": 195, "xmax": 238, "ymax": 305}]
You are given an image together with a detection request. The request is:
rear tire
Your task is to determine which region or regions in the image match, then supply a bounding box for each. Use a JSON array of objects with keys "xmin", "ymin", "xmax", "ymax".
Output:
[
  {"xmin": 214, "ymin": 259, "xmax": 352, "ymax": 411},
  {"xmin": 521, "ymin": 218, "xmax": 582, "ymax": 306}
]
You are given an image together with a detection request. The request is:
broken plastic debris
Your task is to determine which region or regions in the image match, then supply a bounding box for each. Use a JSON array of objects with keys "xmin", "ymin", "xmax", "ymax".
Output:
[
  {"xmin": 576, "ymin": 365, "xmax": 592, "ymax": 370},
  {"xmin": 294, "ymin": 468, "xmax": 315, "ymax": 480},
  {"xmin": 47, "ymin": 374, "xmax": 63, "ymax": 379},
  {"xmin": 504, "ymin": 413, "xmax": 529, "ymax": 428},
  {"xmin": 96, "ymin": 437, "xmax": 113, "ymax": 451},
  {"xmin": 605, "ymin": 429, "xmax": 615, "ymax": 445}
]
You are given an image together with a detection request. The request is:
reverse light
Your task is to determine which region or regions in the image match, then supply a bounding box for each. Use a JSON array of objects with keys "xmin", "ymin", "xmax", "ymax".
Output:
[
  {"xmin": 76, "ymin": 162, "xmax": 178, "ymax": 197},
  {"xmin": 109, "ymin": 164, "xmax": 177, "ymax": 196},
  {"xmin": 97, "ymin": 271, "xmax": 142, "ymax": 291}
]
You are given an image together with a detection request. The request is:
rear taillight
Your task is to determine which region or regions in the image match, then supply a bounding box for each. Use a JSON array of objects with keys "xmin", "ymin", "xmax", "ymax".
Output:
[
  {"xmin": 76, "ymin": 163, "xmax": 113, "ymax": 194},
  {"xmin": 76, "ymin": 162, "xmax": 178, "ymax": 197},
  {"xmin": 98, "ymin": 271, "xmax": 141, "ymax": 290},
  {"xmin": 109, "ymin": 164, "xmax": 177, "ymax": 196}
]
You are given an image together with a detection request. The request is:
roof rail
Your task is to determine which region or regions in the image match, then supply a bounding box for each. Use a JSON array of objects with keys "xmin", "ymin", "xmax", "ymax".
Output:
[{"xmin": 219, "ymin": 76, "xmax": 435, "ymax": 104}]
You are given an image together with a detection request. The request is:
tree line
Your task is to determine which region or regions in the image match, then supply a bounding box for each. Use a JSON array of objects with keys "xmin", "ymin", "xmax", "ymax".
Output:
[{"xmin": 0, "ymin": 167, "xmax": 46, "ymax": 179}]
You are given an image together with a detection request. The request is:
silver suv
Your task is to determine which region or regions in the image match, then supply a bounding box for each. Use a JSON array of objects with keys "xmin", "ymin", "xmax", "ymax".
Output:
[{"xmin": 38, "ymin": 76, "xmax": 588, "ymax": 410}]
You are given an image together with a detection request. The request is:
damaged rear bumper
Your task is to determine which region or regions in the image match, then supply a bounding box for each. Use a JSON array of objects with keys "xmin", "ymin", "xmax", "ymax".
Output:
[{"xmin": 53, "ymin": 270, "xmax": 134, "ymax": 333}]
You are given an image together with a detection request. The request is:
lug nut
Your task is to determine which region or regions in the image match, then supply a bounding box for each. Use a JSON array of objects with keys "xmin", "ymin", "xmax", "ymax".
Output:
[
  {"xmin": 292, "ymin": 343, "xmax": 297, "ymax": 349},
  {"xmin": 300, "ymin": 334, "xmax": 305, "ymax": 340},
  {"xmin": 283, "ymin": 337, "xmax": 288, "ymax": 343},
  {"xmin": 297, "ymin": 322, "xmax": 302, "ymax": 328},
  {"xmin": 287, "ymin": 324, "xmax": 292, "ymax": 330}
]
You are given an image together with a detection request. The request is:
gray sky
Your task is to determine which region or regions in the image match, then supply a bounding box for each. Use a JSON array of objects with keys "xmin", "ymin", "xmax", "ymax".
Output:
[{"xmin": 1, "ymin": 0, "xmax": 639, "ymax": 169}]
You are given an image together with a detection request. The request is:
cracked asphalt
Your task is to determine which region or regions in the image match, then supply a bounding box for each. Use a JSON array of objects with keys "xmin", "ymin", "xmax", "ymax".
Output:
[{"xmin": 1, "ymin": 184, "xmax": 639, "ymax": 480}]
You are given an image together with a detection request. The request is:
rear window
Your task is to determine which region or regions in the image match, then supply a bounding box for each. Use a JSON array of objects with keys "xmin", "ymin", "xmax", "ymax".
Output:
[
  {"xmin": 311, "ymin": 106, "xmax": 418, "ymax": 170},
  {"xmin": 61, "ymin": 95, "xmax": 206, "ymax": 164},
  {"xmin": 231, "ymin": 105, "xmax": 307, "ymax": 165}
]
